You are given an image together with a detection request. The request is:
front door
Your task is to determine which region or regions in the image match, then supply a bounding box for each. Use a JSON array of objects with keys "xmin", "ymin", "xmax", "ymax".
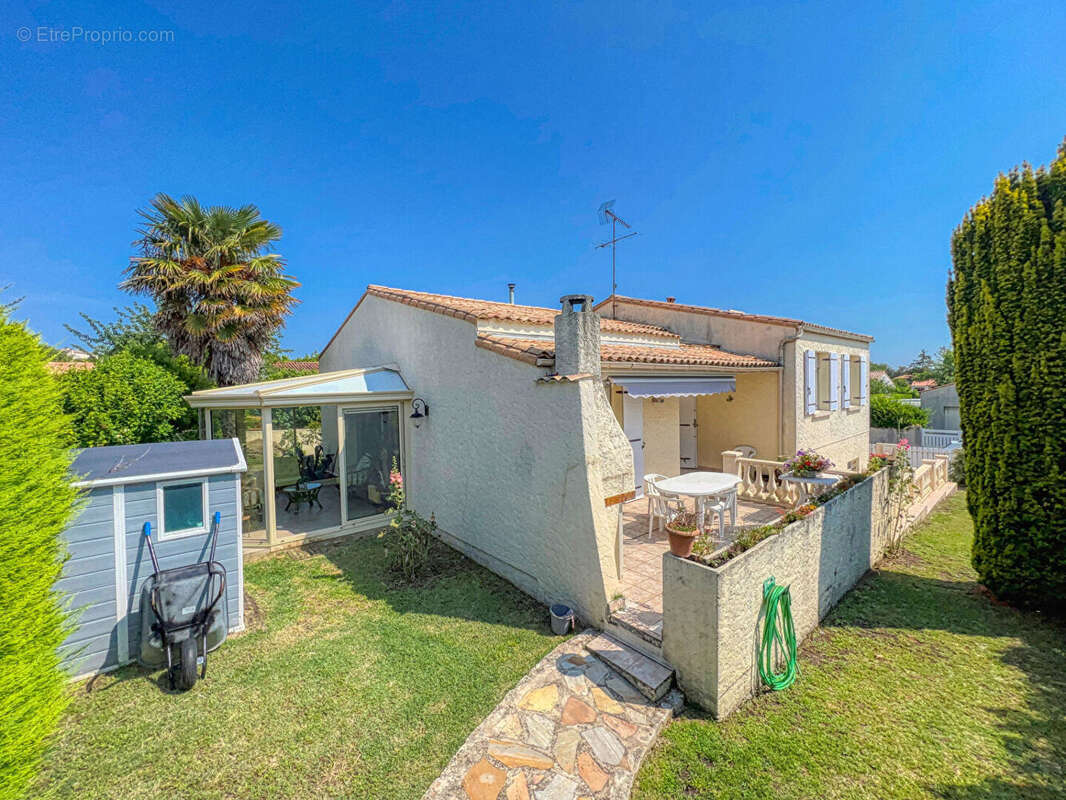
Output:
[
  {"xmin": 679, "ymin": 396, "xmax": 698, "ymax": 468},
  {"xmin": 622, "ymin": 393, "xmax": 644, "ymax": 495}
]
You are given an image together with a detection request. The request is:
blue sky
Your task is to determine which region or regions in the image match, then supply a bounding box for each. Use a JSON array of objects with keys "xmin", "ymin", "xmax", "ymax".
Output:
[{"xmin": 2, "ymin": 0, "xmax": 1063, "ymax": 365}]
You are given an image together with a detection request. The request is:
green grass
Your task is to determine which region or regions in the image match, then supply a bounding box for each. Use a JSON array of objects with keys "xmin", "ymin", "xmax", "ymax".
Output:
[
  {"xmin": 635, "ymin": 493, "xmax": 1066, "ymax": 800},
  {"xmin": 37, "ymin": 538, "xmax": 559, "ymax": 799}
]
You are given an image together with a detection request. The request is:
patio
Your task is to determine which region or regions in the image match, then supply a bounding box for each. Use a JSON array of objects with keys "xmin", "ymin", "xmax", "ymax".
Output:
[{"xmin": 616, "ymin": 494, "xmax": 784, "ymax": 633}]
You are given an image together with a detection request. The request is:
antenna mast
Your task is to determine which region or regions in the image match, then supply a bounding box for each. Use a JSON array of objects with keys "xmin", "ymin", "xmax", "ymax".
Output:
[{"xmin": 596, "ymin": 200, "xmax": 638, "ymax": 317}]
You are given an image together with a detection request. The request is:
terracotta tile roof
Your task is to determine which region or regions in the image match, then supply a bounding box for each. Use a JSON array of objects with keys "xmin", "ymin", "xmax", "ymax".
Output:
[
  {"xmin": 593, "ymin": 294, "xmax": 874, "ymax": 343},
  {"xmin": 911, "ymin": 379, "xmax": 937, "ymax": 390},
  {"xmin": 46, "ymin": 361, "xmax": 94, "ymax": 374},
  {"xmin": 365, "ymin": 285, "xmax": 676, "ymax": 337},
  {"xmin": 475, "ymin": 335, "xmax": 778, "ymax": 369}
]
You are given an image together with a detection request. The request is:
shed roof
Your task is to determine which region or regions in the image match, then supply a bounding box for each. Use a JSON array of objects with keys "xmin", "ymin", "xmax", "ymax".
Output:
[{"xmin": 71, "ymin": 438, "xmax": 246, "ymax": 488}]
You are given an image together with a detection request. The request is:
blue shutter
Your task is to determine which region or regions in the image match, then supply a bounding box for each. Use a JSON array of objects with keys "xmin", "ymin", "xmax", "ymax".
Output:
[
  {"xmin": 841, "ymin": 354, "xmax": 851, "ymax": 409},
  {"xmin": 828, "ymin": 353, "xmax": 840, "ymax": 411},
  {"xmin": 804, "ymin": 350, "xmax": 816, "ymax": 415},
  {"xmin": 859, "ymin": 355, "xmax": 869, "ymax": 406}
]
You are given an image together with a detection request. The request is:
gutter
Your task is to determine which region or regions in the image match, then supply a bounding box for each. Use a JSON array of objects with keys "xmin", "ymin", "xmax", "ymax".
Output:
[{"xmin": 778, "ymin": 325, "xmax": 804, "ymax": 459}]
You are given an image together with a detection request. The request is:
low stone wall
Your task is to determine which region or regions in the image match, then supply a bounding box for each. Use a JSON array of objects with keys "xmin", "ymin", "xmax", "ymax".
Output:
[{"xmin": 661, "ymin": 468, "xmax": 897, "ymax": 718}]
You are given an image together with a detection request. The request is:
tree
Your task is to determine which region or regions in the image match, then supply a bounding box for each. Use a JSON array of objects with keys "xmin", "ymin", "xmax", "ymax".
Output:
[
  {"xmin": 869, "ymin": 394, "xmax": 929, "ymax": 429},
  {"xmin": 947, "ymin": 138, "xmax": 1066, "ymax": 609},
  {"xmin": 59, "ymin": 351, "xmax": 188, "ymax": 447},
  {"xmin": 0, "ymin": 310, "xmax": 77, "ymax": 800},
  {"xmin": 929, "ymin": 345, "xmax": 955, "ymax": 385},
  {"xmin": 122, "ymin": 194, "xmax": 299, "ymax": 386}
]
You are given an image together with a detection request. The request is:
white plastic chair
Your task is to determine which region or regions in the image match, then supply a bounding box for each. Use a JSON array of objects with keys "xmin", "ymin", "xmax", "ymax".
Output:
[
  {"xmin": 734, "ymin": 444, "xmax": 757, "ymax": 459},
  {"xmin": 643, "ymin": 473, "xmax": 684, "ymax": 537}
]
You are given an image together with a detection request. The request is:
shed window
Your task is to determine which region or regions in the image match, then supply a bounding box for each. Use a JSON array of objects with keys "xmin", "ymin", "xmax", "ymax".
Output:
[{"xmin": 158, "ymin": 480, "xmax": 209, "ymax": 539}]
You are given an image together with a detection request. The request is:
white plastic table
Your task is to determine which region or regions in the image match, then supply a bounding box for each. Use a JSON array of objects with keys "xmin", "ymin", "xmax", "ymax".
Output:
[
  {"xmin": 654, "ymin": 471, "xmax": 741, "ymax": 532},
  {"xmin": 780, "ymin": 472, "xmax": 838, "ymax": 506}
]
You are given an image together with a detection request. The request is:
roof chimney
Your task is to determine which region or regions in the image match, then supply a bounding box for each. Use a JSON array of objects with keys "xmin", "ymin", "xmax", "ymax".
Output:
[
  {"xmin": 507, "ymin": 283, "xmax": 515, "ymax": 304},
  {"xmin": 666, "ymin": 296, "xmax": 676, "ymax": 303},
  {"xmin": 554, "ymin": 294, "xmax": 600, "ymax": 377}
]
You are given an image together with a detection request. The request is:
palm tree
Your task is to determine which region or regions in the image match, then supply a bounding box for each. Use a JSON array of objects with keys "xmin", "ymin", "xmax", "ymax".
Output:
[{"xmin": 122, "ymin": 193, "xmax": 299, "ymax": 386}]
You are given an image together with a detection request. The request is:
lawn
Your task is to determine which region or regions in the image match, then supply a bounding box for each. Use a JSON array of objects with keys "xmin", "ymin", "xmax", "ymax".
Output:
[
  {"xmin": 37, "ymin": 537, "xmax": 559, "ymax": 800},
  {"xmin": 634, "ymin": 493, "xmax": 1066, "ymax": 800}
]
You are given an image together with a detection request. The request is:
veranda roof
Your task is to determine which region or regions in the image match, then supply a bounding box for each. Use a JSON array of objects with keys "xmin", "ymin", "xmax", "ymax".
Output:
[{"xmin": 185, "ymin": 366, "xmax": 412, "ymax": 408}]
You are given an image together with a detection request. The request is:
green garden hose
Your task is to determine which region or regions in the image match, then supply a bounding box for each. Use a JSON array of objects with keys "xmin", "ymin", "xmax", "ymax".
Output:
[{"xmin": 759, "ymin": 576, "xmax": 798, "ymax": 691}]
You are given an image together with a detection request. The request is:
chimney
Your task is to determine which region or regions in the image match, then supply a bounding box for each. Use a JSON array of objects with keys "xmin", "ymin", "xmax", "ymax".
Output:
[
  {"xmin": 666, "ymin": 296, "xmax": 676, "ymax": 303},
  {"xmin": 554, "ymin": 294, "xmax": 600, "ymax": 377},
  {"xmin": 507, "ymin": 282, "xmax": 515, "ymax": 304}
]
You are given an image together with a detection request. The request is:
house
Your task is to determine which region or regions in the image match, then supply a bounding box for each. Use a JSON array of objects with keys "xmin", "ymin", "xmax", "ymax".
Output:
[
  {"xmin": 910, "ymin": 378, "xmax": 938, "ymax": 392},
  {"xmin": 46, "ymin": 361, "xmax": 94, "ymax": 374},
  {"xmin": 58, "ymin": 346, "xmax": 91, "ymax": 361},
  {"xmin": 920, "ymin": 383, "xmax": 960, "ymax": 430},
  {"xmin": 185, "ymin": 286, "xmax": 873, "ymax": 628},
  {"xmin": 870, "ymin": 369, "xmax": 895, "ymax": 388}
]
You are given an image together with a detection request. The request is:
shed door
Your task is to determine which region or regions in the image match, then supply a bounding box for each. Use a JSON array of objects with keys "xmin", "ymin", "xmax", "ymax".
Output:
[
  {"xmin": 944, "ymin": 405, "xmax": 961, "ymax": 430},
  {"xmin": 622, "ymin": 393, "xmax": 644, "ymax": 495}
]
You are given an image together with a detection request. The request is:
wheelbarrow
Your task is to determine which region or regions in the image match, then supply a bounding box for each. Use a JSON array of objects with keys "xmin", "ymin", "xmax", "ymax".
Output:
[{"xmin": 137, "ymin": 512, "xmax": 229, "ymax": 691}]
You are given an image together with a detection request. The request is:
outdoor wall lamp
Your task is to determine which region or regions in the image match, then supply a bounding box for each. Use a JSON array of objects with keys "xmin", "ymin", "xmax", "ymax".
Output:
[{"xmin": 410, "ymin": 398, "xmax": 429, "ymax": 428}]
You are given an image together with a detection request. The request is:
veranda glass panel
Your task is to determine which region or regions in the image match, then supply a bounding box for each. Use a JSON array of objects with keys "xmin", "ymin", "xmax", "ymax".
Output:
[
  {"xmin": 212, "ymin": 409, "xmax": 266, "ymax": 541},
  {"xmin": 344, "ymin": 407, "xmax": 401, "ymax": 521},
  {"xmin": 271, "ymin": 405, "xmax": 341, "ymax": 536}
]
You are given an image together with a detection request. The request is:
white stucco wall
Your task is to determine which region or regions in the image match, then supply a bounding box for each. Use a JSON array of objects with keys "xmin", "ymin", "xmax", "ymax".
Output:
[
  {"xmin": 785, "ymin": 332, "xmax": 870, "ymax": 471},
  {"xmin": 320, "ymin": 295, "xmax": 632, "ymax": 624}
]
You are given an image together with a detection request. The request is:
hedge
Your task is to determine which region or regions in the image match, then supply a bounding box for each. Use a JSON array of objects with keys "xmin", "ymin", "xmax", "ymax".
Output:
[
  {"xmin": 869, "ymin": 394, "xmax": 929, "ymax": 429},
  {"xmin": 948, "ymin": 139, "xmax": 1066, "ymax": 608},
  {"xmin": 0, "ymin": 312, "xmax": 78, "ymax": 799}
]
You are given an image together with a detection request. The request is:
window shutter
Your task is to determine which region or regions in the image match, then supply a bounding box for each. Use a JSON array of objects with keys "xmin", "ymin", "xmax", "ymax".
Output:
[
  {"xmin": 859, "ymin": 355, "xmax": 869, "ymax": 406},
  {"xmin": 828, "ymin": 353, "xmax": 840, "ymax": 411},
  {"xmin": 841, "ymin": 354, "xmax": 851, "ymax": 409},
  {"xmin": 804, "ymin": 350, "xmax": 816, "ymax": 415}
]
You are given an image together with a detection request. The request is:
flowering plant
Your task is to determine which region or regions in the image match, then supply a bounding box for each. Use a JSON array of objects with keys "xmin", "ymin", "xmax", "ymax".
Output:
[
  {"xmin": 380, "ymin": 458, "xmax": 437, "ymax": 581},
  {"xmin": 782, "ymin": 449, "xmax": 833, "ymax": 477}
]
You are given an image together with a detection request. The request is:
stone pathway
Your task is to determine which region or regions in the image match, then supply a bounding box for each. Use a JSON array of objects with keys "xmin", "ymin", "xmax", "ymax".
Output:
[{"xmin": 423, "ymin": 631, "xmax": 682, "ymax": 800}]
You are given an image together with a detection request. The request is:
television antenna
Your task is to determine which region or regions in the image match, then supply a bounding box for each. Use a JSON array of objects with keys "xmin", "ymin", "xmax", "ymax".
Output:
[{"xmin": 596, "ymin": 200, "xmax": 638, "ymax": 317}]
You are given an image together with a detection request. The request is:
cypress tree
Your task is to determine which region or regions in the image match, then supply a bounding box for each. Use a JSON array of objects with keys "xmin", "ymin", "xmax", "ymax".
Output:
[{"xmin": 948, "ymin": 139, "xmax": 1066, "ymax": 608}]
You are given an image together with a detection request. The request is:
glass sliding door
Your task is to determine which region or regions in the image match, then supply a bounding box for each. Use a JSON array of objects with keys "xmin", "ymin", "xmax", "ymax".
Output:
[
  {"xmin": 270, "ymin": 404, "xmax": 342, "ymax": 536},
  {"xmin": 343, "ymin": 407, "xmax": 401, "ymax": 521}
]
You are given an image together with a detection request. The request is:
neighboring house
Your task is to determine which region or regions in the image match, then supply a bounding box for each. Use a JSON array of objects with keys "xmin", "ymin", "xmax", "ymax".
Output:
[
  {"xmin": 46, "ymin": 361, "xmax": 94, "ymax": 374},
  {"xmin": 272, "ymin": 360, "xmax": 319, "ymax": 373},
  {"xmin": 870, "ymin": 369, "xmax": 895, "ymax": 388},
  {"xmin": 910, "ymin": 378, "xmax": 938, "ymax": 392},
  {"xmin": 920, "ymin": 383, "xmax": 960, "ymax": 429},
  {"xmin": 58, "ymin": 346, "xmax": 91, "ymax": 361},
  {"xmin": 186, "ymin": 285, "xmax": 873, "ymax": 628}
]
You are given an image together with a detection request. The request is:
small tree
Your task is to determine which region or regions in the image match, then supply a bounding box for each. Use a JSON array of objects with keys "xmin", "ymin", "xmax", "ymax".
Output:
[
  {"xmin": 948, "ymin": 139, "xmax": 1066, "ymax": 608},
  {"xmin": 0, "ymin": 311, "xmax": 77, "ymax": 800},
  {"xmin": 60, "ymin": 351, "xmax": 188, "ymax": 447}
]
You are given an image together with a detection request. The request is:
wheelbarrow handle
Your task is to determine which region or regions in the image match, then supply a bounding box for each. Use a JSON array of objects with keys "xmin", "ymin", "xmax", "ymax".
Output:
[
  {"xmin": 208, "ymin": 511, "xmax": 221, "ymax": 564},
  {"xmin": 142, "ymin": 521, "xmax": 162, "ymax": 576}
]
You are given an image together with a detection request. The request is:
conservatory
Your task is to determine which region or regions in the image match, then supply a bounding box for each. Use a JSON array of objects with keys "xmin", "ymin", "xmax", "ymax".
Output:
[{"xmin": 185, "ymin": 366, "xmax": 413, "ymax": 553}]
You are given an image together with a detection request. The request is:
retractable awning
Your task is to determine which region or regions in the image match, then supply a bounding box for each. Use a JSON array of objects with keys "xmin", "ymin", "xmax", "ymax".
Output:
[{"xmin": 615, "ymin": 375, "xmax": 736, "ymax": 398}]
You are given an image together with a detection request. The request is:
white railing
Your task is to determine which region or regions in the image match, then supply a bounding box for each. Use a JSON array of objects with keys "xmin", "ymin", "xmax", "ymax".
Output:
[
  {"xmin": 922, "ymin": 429, "xmax": 962, "ymax": 449},
  {"xmin": 721, "ymin": 451, "xmax": 800, "ymax": 506}
]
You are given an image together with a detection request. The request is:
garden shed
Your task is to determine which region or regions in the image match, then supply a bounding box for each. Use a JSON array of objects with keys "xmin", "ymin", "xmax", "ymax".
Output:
[{"xmin": 58, "ymin": 438, "xmax": 246, "ymax": 679}]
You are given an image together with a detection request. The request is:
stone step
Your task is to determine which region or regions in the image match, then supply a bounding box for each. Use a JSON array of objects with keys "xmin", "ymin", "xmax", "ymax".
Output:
[
  {"xmin": 585, "ymin": 632, "xmax": 674, "ymax": 702},
  {"xmin": 607, "ymin": 600, "xmax": 663, "ymax": 649}
]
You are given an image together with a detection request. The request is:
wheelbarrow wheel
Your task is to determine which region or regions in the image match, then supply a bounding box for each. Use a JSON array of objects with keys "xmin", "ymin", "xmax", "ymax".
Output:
[{"xmin": 178, "ymin": 636, "xmax": 199, "ymax": 691}]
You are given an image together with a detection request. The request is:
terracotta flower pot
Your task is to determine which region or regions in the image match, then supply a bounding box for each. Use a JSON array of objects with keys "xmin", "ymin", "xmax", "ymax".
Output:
[{"xmin": 666, "ymin": 525, "xmax": 699, "ymax": 558}]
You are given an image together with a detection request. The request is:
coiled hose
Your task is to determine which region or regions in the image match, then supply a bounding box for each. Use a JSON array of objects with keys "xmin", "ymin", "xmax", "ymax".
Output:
[{"xmin": 759, "ymin": 576, "xmax": 798, "ymax": 691}]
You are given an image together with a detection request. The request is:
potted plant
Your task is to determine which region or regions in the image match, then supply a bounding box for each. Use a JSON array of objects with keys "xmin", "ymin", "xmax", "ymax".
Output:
[
  {"xmin": 665, "ymin": 511, "xmax": 701, "ymax": 558},
  {"xmin": 782, "ymin": 449, "xmax": 833, "ymax": 477}
]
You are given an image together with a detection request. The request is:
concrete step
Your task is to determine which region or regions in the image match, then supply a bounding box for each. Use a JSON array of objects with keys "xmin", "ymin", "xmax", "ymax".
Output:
[
  {"xmin": 607, "ymin": 599, "xmax": 663, "ymax": 649},
  {"xmin": 585, "ymin": 632, "xmax": 675, "ymax": 702}
]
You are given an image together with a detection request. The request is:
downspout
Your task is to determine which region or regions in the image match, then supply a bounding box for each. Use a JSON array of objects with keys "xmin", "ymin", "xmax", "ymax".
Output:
[{"xmin": 779, "ymin": 325, "xmax": 804, "ymax": 459}]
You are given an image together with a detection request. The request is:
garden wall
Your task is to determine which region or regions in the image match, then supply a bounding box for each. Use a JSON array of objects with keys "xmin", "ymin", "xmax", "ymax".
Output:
[{"xmin": 661, "ymin": 468, "xmax": 895, "ymax": 718}]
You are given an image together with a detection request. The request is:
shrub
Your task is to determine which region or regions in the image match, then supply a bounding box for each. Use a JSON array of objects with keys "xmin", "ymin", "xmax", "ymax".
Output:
[
  {"xmin": 869, "ymin": 394, "xmax": 929, "ymax": 429},
  {"xmin": 59, "ymin": 351, "xmax": 187, "ymax": 447},
  {"xmin": 378, "ymin": 464, "xmax": 437, "ymax": 581},
  {"xmin": 0, "ymin": 312, "xmax": 78, "ymax": 800},
  {"xmin": 948, "ymin": 140, "xmax": 1066, "ymax": 608}
]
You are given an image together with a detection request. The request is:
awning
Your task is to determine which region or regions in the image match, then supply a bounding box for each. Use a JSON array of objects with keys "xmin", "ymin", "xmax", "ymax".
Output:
[{"xmin": 615, "ymin": 375, "xmax": 735, "ymax": 398}]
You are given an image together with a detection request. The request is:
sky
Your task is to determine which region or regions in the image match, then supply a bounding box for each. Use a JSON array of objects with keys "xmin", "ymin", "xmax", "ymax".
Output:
[{"xmin": 1, "ymin": 1, "xmax": 1064, "ymax": 366}]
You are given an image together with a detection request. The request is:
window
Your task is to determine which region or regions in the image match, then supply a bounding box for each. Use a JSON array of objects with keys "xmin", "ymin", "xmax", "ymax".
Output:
[
  {"xmin": 816, "ymin": 352, "xmax": 840, "ymax": 411},
  {"xmin": 157, "ymin": 479, "xmax": 209, "ymax": 540},
  {"xmin": 805, "ymin": 350, "xmax": 866, "ymax": 414}
]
